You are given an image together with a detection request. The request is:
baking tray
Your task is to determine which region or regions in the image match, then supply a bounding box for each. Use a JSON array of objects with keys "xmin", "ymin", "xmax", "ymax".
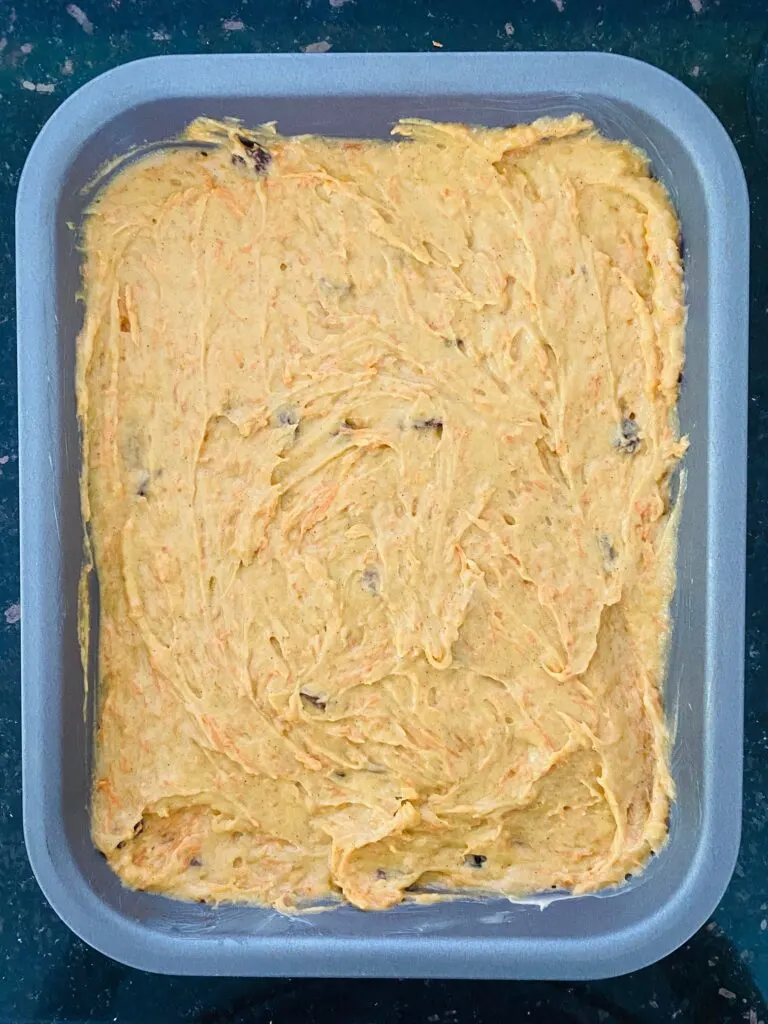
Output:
[{"xmin": 16, "ymin": 52, "xmax": 748, "ymax": 979}]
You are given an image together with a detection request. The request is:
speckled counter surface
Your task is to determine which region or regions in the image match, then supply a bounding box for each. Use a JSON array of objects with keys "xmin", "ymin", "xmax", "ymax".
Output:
[{"xmin": 1, "ymin": 1, "xmax": 766, "ymax": 1021}]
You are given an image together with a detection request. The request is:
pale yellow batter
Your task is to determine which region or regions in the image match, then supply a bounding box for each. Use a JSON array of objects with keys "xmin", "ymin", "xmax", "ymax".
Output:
[{"xmin": 79, "ymin": 115, "xmax": 686, "ymax": 912}]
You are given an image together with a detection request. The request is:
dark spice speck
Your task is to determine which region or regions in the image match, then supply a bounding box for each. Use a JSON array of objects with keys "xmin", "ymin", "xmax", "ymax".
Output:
[
  {"xmin": 412, "ymin": 417, "xmax": 444, "ymax": 437},
  {"xmin": 598, "ymin": 534, "xmax": 618, "ymax": 572},
  {"xmin": 614, "ymin": 417, "xmax": 641, "ymax": 454},
  {"xmin": 236, "ymin": 134, "xmax": 272, "ymax": 174},
  {"xmin": 444, "ymin": 337, "xmax": 466, "ymax": 353},
  {"xmin": 465, "ymin": 853, "xmax": 487, "ymax": 868},
  {"xmin": 136, "ymin": 471, "xmax": 151, "ymax": 498},
  {"xmin": 300, "ymin": 691, "xmax": 327, "ymax": 711},
  {"xmin": 361, "ymin": 567, "xmax": 381, "ymax": 596},
  {"xmin": 275, "ymin": 405, "xmax": 300, "ymax": 427}
]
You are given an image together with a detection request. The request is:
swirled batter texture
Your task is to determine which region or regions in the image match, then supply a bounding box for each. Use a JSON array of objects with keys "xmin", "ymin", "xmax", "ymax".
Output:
[{"xmin": 81, "ymin": 116, "xmax": 686, "ymax": 911}]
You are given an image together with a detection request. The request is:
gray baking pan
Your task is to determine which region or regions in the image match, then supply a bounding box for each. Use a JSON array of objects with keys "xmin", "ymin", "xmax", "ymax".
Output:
[{"xmin": 16, "ymin": 52, "xmax": 748, "ymax": 979}]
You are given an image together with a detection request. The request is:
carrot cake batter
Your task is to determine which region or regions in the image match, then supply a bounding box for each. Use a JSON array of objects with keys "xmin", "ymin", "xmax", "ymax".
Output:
[{"xmin": 79, "ymin": 115, "xmax": 686, "ymax": 911}]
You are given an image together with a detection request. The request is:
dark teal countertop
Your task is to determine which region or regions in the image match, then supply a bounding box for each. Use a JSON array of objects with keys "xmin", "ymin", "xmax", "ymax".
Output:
[{"xmin": 1, "ymin": 1, "xmax": 767, "ymax": 1021}]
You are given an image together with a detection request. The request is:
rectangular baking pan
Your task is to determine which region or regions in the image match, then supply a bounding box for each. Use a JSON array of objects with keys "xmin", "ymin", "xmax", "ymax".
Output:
[{"xmin": 16, "ymin": 52, "xmax": 748, "ymax": 979}]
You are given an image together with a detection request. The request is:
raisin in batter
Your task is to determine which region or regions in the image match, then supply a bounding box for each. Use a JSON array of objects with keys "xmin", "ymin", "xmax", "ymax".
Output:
[{"xmin": 80, "ymin": 115, "xmax": 686, "ymax": 911}]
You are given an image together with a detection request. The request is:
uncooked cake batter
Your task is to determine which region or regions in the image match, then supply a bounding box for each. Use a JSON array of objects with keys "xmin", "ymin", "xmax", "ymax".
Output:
[{"xmin": 79, "ymin": 115, "xmax": 686, "ymax": 911}]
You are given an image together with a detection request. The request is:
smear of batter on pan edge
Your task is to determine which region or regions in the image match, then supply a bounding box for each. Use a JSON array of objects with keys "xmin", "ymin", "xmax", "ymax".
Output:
[{"xmin": 79, "ymin": 115, "xmax": 686, "ymax": 911}]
